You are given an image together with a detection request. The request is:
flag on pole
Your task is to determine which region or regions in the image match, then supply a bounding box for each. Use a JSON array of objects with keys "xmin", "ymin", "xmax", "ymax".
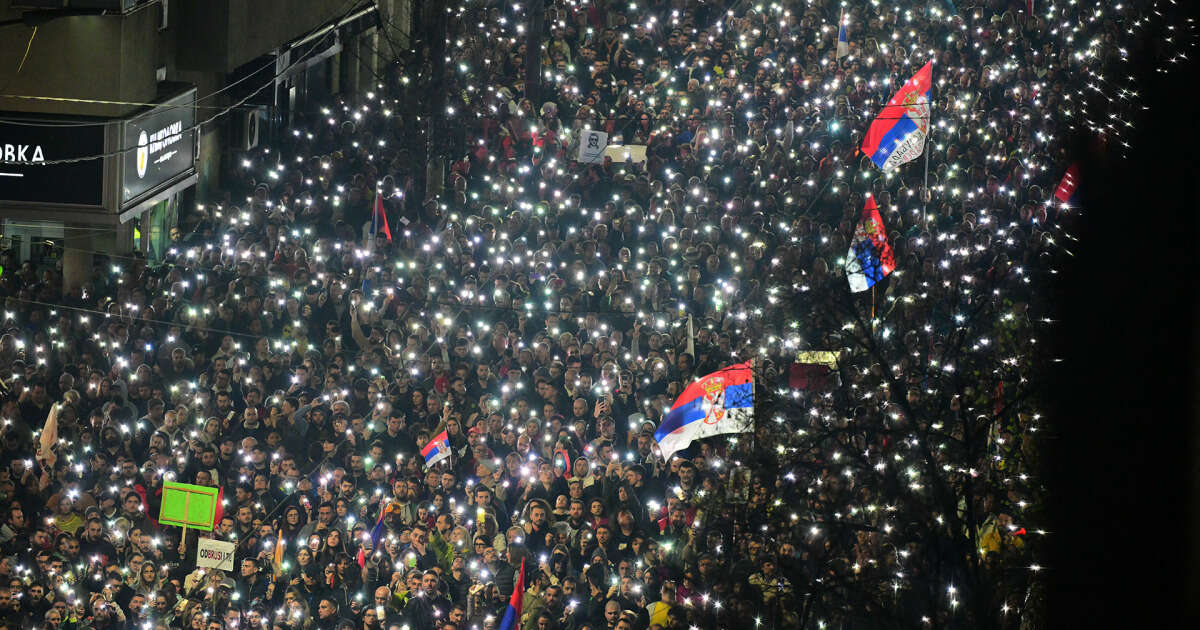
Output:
[
  {"xmin": 421, "ymin": 430, "xmax": 452, "ymax": 468},
  {"xmin": 654, "ymin": 361, "xmax": 754, "ymax": 461},
  {"xmin": 861, "ymin": 61, "xmax": 933, "ymax": 172},
  {"xmin": 372, "ymin": 189, "xmax": 393, "ymax": 242},
  {"xmin": 272, "ymin": 533, "xmax": 286, "ymax": 573},
  {"xmin": 212, "ymin": 486, "xmax": 225, "ymax": 526},
  {"xmin": 686, "ymin": 315, "xmax": 695, "ymax": 358},
  {"xmin": 845, "ymin": 195, "xmax": 896, "ymax": 293},
  {"xmin": 1053, "ymin": 163, "xmax": 1080, "ymax": 206},
  {"xmin": 369, "ymin": 501, "xmax": 397, "ymax": 547},
  {"xmin": 836, "ymin": 10, "xmax": 849, "ymax": 59},
  {"xmin": 38, "ymin": 404, "xmax": 58, "ymax": 466},
  {"xmin": 359, "ymin": 499, "xmax": 399, "ymax": 567},
  {"xmin": 498, "ymin": 558, "xmax": 526, "ymax": 630}
]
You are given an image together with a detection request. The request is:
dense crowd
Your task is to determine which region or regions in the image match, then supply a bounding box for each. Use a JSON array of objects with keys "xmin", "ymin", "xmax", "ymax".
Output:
[{"xmin": 0, "ymin": 0, "xmax": 1171, "ymax": 628}]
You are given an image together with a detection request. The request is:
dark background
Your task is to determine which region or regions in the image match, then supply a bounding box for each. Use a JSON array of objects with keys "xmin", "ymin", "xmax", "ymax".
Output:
[{"xmin": 1048, "ymin": 6, "xmax": 1200, "ymax": 625}]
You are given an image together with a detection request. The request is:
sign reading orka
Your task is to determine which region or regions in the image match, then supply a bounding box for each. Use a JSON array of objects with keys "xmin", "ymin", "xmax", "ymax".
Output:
[
  {"xmin": 1, "ymin": 144, "xmax": 45, "ymax": 162},
  {"xmin": 0, "ymin": 120, "xmax": 106, "ymax": 206}
]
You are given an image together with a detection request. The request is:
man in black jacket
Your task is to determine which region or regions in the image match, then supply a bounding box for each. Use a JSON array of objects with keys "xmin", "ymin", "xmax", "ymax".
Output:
[
  {"xmin": 78, "ymin": 517, "xmax": 118, "ymax": 566},
  {"xmin": 403, "ymin": 571, "xmax": 451, "ymax": 630},
  {"xmin": 235, "ymin": 557, "xmax": 269, "ymax": 606},
  {"xmin": 314, "ymin": 597, "xmax": 346, "ymax": 630}
]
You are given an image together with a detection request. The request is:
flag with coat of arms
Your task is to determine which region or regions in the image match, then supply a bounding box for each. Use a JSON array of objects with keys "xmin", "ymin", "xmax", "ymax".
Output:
[
  {"xmin": 845, "ymin": 195, "xmax": 896, "ymax": 293},
  {"xmin": 654, "ymin": 361, "xmax": 755, "ymax": 461}
]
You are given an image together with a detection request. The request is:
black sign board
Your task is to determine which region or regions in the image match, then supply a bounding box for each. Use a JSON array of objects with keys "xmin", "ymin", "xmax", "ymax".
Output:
[
  {"xmin": 0, "ymin": 120, "xmax": 106, "ymax": 206},
  {"xmin": 121, "ymin": 89, "xmax": 196, "ymax": 207}
]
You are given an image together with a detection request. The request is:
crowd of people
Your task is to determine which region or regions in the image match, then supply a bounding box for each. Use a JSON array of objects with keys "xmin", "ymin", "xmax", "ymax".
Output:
[{"xmin": 0, "ymin": 0, "xmax": 1174, "ymax": 628}]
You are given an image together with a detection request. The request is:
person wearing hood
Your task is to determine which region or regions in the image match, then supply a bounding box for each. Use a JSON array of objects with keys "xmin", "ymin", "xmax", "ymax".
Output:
[{"xmin": 105, "ymin": 379, "xmax": 140, "ymax": 427}]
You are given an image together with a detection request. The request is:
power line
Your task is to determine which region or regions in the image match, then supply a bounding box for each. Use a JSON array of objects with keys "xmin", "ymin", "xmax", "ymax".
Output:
[
  {"xmin": 4, "ymin": 224, "xmax": 717, "ymax": 321},
  {"xmin": 0, "ymin": 95, "xmax": 254, "ymax": 111},
  {"xmin": 3, "ymin": 289, "xmax": 697, "ymax": 346},
  {"xmin": 0, "ymin": 102, "xmax": 266, "ymax": 129},
  {"xmin": 0, "ymin": 23, "xmax": 343, "ymax": 167},
  {"xmin": 0, "ymin": 0, "xmax": 371, "ymax": 132},
  {"xmin": 4, "ymin": 296, "xmax": 266, "ymax": 341},
  {"xmin": 9, "ymin": 229, "xmax": 752, "ymax": 324}
]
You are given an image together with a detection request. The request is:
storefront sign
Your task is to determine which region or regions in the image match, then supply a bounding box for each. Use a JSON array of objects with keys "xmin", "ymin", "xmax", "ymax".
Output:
[
  {"xmin": 121, "ymin": 89, "xmax": 196, "ymax": 207},
  {"xmin": 0, "ymin": 120, "xmax": 105, "ymax": 206}
]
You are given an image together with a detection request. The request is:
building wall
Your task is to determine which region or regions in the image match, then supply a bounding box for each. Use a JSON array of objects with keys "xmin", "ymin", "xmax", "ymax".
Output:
[
  {"xmin": 0, "ymin": 1, "xmax": 162, "ymax": 118},
  {"xmin": 176, "ymin": 0, "xmax": 361, "ymax": 75},
  {"xmin": 0, "ymin": 0, "xmax": 411, "ymax": 287}
]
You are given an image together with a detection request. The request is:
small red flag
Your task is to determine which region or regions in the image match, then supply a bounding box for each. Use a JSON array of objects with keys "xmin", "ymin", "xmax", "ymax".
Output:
[
  {"xmin": 211, "ymin": 486, "xmax": 224, "ymax": 525},
  {"xmin": 1053, "ymin": 163, "xmax": 1080, "ymax": 204},
  {"xmin": 374, "ymin": 191, "xmax": 393, "ymax": 242}
]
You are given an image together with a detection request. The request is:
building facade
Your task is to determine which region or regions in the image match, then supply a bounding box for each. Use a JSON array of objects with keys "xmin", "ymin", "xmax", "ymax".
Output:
[{"xmin": 0, "ymin": 0, "xmax": 410, "ymax": 292}]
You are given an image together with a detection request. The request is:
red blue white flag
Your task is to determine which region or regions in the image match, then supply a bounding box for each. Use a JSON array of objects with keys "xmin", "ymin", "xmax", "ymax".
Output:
[
  {"xmin": 498, "ymin": 558, "xmax": 525, "ymax": 630},
  {"xmin": 372, "ymin": 189, "xmax": 392, "ymax": 242},
  {"xmin": 654, "ymin": 362, "xmax": 754, "ymax": 461},
  {"xmin": 421, "ymin": 430, "xmax": 451, "ymax": 468},
  {"xmin": 861, "ymin": 61, "xmax": 933, "ymax": 172},
  {"xmin": 846, "ymin": 195, "xmax": 895, "ymax": 293}
]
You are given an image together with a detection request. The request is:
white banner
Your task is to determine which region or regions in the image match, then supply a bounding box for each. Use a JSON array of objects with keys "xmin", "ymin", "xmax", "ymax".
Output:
[
  {"xmin": 196, "ymin": 538, "xmax": 236, "ymax": 571},
  {"xmin": 604, "ymin": 144, "xmax": 647, "ymax": 164},
  {"xmin": 578, "ymin": 130, "xmax": 608, "ymax": 163}
]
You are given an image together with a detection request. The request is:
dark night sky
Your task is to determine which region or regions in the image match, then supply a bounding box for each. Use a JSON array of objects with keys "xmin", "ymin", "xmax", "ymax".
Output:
[{"xmin": 1047, "ymin": 7, "xmax": 1199, "ymax": 625}]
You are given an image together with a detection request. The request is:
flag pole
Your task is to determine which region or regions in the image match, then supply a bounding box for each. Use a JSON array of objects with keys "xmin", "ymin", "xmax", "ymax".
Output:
[
  {"xmin": 363, "ymin": 188, "xmax": 378, "ymax": 293},
  {"xmin": 686, "ymin": 315, "xmax": 695, "ymax": 359},
  {"xmin": 922, "ymin": 89, "xmax": 934, "ymax": 231},
  {"xmin": 837, "ymin": 8, "xmax": 843, "ymax": 57},
  {"xmin": 369, "ymin": 188, "xmax": 379, "ymax": 249},
  {"xmin": 749, "ymin": 358, "xmax": 756, "ymax": 460}
]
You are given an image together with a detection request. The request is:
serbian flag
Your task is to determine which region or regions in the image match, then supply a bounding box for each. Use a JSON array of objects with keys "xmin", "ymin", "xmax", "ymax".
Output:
[
  {"xmin": 836, "ymin": 10, "xmax": 849, "ymax": 59},
  {"xmin": 372, "ymin": 190, "xmax": 393, "ymax": 242},
  {"xmin": 1053, "ymin": 163, "xmax": 1080, "ymax": 207},
  {"xmin": 861, "ymin": 61, "xmax": 933, "ymax": 172},
  {"xmin": 654, "ymin": 361, "xmax": 754, "ymax": 461},
  {"xmin": 845, "ymin": 195, "xmax": 896, "ymax": 293},
  {"xmin": 498, "ymin": 558, "xmax": 526, "ymax": 630},
  {"xmin": 421, "ymin": 430, "xmax": 452, "ymax": 468}
]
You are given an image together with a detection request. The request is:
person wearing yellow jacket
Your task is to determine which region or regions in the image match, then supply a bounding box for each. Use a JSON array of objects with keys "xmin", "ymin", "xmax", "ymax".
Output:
[
  {"xmin": 978, "ymin": 512, "xmax": 1026, "ymax": 558},
  {"xmin": 645, "ymin": 581, "xmax": 678, "ymax": 627}
]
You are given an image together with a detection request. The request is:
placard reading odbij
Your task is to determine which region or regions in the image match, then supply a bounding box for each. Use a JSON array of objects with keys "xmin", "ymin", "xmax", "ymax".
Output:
[{"xmin": 196, "ymin": 538, "xmax": 236, "ymax": 571}]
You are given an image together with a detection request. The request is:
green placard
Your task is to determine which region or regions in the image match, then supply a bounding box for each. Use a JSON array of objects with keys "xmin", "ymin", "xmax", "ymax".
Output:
[{"xmin": 158, "ymin": 482, "xmax": 219, "ymax": 531}]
